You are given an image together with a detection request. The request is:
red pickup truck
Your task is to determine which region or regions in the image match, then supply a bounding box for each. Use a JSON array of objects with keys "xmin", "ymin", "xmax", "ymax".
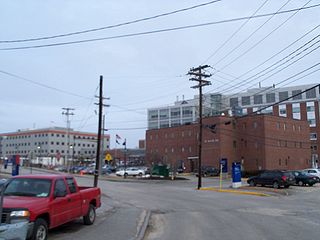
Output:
[{"xmin": 2, "ymin": 174, "xmax": 101, "ymax": 240}]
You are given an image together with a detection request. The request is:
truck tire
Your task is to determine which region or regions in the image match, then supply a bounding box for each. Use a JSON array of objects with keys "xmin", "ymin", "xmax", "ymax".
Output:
[
  {"xmin": 83, "ymin": 204, "xmax": 96, "ymax": 225},
  {"xmin": 31, "ymin": 218, "xmax": 48, "ymax": 240}
]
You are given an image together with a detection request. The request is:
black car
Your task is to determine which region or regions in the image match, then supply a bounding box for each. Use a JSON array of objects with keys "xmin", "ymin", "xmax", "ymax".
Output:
[
  {"xmin": 247, "ymin": 170, "xmax": 295, "ymax": 189},
  {"xmin": 290, "ymin": 170, "xmax": 319, "ymax": 186},
  {"xmin": 196, "ymin": 166, "xmax": 220, "ymax": 177}
]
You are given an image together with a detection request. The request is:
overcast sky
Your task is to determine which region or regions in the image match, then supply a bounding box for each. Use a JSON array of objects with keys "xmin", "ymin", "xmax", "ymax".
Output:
[{"xmin": 0, "ymin": 0, "xmax": 319, "ymax": 148}]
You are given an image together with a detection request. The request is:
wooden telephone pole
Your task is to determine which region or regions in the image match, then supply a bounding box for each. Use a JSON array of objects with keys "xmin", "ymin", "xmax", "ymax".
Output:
[{"xmin": 188, "ymin": 65, "xmax": 211, "ymax": 190}]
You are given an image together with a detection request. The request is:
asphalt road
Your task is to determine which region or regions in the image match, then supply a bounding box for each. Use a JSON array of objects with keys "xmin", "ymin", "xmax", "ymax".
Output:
[
  {"xmin": 65, "ymin": 175, "xmax": 320, "ymax": 240},
  {"xmin": 2, "ymin": 167, "xmax": 320, "ymax": 240}
]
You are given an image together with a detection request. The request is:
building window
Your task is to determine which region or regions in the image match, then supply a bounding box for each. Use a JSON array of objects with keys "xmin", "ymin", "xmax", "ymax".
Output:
[
  {"xmin": 170, "ymin": 108, "xmax": 180, "ymax": 119},
  {"xmin": 253, "ymin": 95, "xmax": 263, "ymax": 104},
  {"xmin": 306, "ymin": 88, "xmax": 316, "ymax": 99},
  {"xmin": 307, "ymin": 102, "xmax": 316, "ymax": 127},
  {"xmin": 253, "ymin": 122, "xmax": 257, "ymax": 129},
  {"xmin": 279, "ymin": 104, "xmax": 287, "ymax": 117},
  {"xmin": 279, "ymin": 91, "xmax": 288, "ymax": 101},
  {"xmin": 182, "ymin": 107, "xmax": 193, "ymax": 118},
  {"xmin": 233, "ymin": 141, "xmax": 237, "ymax": 148},
  {"xmin": 230, "ymin": 98, "xmax": 238, "ymax": 107},
  {"xmin": 241, "ymin": 96, "xmax": 250, "ymax": 106},
  {"xmin": 159, "ymin": 109, "xmax": 169, "ymax": 120},
  {"xmin": 279, "ymin": 159, "xmax": 281, "ymax": 166},
  {"xmin": 292, "ymin": 90, "xmax": 302, "ymax": 100},
  {"xmin": 292, "ymin": 103, "xmax": 301, "ymax": 120},
  {"xmin": 261, "ymin": 106, "xmax": 273, "ymax": 115},
  {"xmin": 310, "ymin": 133, "xmax": 317, "ymax": 140}
]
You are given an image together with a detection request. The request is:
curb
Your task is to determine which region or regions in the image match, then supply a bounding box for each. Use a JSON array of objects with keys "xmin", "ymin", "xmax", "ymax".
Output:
[
  {"xmin": 200, "ymin": 187, "xmax": 271, "ymax": 197},
  {"xmin": 135, "ymin": 210, "xmax": 151, "ymax": 240}
]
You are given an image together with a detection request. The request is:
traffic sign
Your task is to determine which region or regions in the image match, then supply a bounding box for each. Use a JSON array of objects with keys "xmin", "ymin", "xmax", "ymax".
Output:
[{"xmin": 105, "ymin": 153, "xmax": 112, "ymax": 161}]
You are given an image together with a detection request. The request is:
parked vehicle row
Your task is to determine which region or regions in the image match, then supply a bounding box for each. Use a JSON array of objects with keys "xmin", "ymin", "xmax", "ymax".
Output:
[{"xmin": 247, "ymin": 168, "xmax": 320, "ymax": 189}]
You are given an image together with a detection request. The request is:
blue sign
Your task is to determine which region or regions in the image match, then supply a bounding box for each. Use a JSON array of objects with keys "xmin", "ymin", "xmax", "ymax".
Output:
[
  {"xmin": 220, "ymin": 158, "xmax": 228, "ymax": 173},
  {"xmin": 232, "ymin": 162, "xmax": 241, "ymax": 183}
]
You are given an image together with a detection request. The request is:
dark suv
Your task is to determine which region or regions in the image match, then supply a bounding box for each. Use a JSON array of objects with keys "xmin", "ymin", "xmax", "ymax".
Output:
[{"xmin": 247, "ymin": 170, "xmax": 295, "ymax": 189}]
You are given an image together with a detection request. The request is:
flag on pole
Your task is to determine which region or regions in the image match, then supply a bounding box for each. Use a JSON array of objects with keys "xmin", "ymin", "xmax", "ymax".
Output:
[
  {"xmin": 123, "ymin": 139, "xmax": 126, "ymax": 146},
  {"xmin": 116, "ymin": 134, "xmax": 121, "ymax": 140}
]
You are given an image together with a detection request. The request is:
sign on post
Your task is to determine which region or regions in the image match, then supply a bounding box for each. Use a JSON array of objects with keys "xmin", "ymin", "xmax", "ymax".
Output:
[
  {"xmin": 232, "ymin": 162, "xmax": 242, "ymax": 188},
  {"xmin": 105, "ymin": 153, "xmax": 112, "ymax": 162}
]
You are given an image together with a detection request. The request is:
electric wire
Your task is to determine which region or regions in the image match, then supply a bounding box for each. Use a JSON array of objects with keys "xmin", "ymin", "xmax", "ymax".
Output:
[
  {"xmin": 202, "ymin": 0, "xmax": 270, "ymax": 64},
  {"xmin": 0, "ymin": 0, "xmax": 222, "ymax": 43},
  {"xmin": 216, "ymin": 0, "xmax": 312, "ymax": 72},
  {"xmin": 1, "ymin": 4, "xmax": 319, "ymax": 51},
  {"xmin": 212, "ymin": 0, "xmax": 292, "ymax": 67}
]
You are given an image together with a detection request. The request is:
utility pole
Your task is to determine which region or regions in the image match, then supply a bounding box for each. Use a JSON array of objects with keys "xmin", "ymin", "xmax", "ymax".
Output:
[
  {"xmin": 94, "ymin": 76, "xmax": 110, "ymax": 187},
  {"xmin": 188, "ymin": 65, "xmax": 211, "ymax": 190},
  {"xmin": 94, "ymin": 76, "xmax": 103, "ymax": 187},
  {"xmin": 62, "ymin": 107, "xmax": 75, "ymax": 169}
]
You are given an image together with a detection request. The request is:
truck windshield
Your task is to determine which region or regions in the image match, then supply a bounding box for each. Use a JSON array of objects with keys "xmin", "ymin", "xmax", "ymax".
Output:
[{"xmin": 4, "ymin": 178, "xmax": 52, "ymax": 197}]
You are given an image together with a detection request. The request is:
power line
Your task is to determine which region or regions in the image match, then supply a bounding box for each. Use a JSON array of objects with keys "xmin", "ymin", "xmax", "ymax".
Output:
[
  {"xmin": 211, "ymin": 0, "xmax": 292, "ymax": 67},
  {"xmin": 204, "ymin": 29, "xmax": 320, "ymax": 97},
  {"xmin": 206, "ymin": 24, "xmax": 320, "ymax": 94},
  {"xmin": 0, "ymin": 69, "xmax": 91, "ymax": 100},
  {"xmin": 0, "ymin": 0, "xmax": 222, "ymax": 43},
  {"xmin": 202, "ymin": 0, "xmax": 270, "ymax": 64},
  {"xmin": 216, "ymin": 0, "xmax": 311, "ymax": 71},
  {"xmin": 1, "ymin": 4, "xmax": 319, "ymax": 51},
  {"xmin": 219, "ymin": 36, "xmax": 320, "ymax": 96}
]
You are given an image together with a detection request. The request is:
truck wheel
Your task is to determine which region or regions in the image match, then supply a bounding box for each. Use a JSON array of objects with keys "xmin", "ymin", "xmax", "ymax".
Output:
[
  {"xmin": 83, "ymin": 204, "xmax": 96, "ymax": 225},
  {"xmin": 32, "ymin": 218, "xmax": 48, "ymax": 240}
]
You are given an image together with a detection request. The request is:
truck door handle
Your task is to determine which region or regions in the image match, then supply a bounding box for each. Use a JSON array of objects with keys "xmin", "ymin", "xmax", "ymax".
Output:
[{"xmin": 68, "ymin": 198, "xmax": 71, "ymax": 202}]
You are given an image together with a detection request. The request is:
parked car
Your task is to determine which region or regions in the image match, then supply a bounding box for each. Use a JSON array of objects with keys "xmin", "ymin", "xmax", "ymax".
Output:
[
  {"xmin": 101, "ymin": 165, "xmax": 112, "ymax": 175},
  {"xmin": 2, "ymin": 174, "xmax": 101, "ymax": 240},
  {"xmin": 303, "ymin": 168, "xmax": 320, "ymax": 178},
  {"xmin": 289, "ymin": 170, "xmax": 319, "ymax": 186},
  {"xmin": 71, "ymin": 166, "xmax": 86, "ymax": 174},
  {"xmin": 116, "ymin": 167, "xmax": 145, "ymax": 177},
  {"xmin": 196, "ymin": 166, "xmax": 220, "ymax": 177},
  {"xmin": 247, "ymin": 170, "xmax": 295, "ymax": 189}
]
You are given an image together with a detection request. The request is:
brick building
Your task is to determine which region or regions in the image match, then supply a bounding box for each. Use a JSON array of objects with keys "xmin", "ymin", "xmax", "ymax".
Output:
[
  {"xmin": 146, "ymin": 115, "xmax": 311, "ymax": 173},
  {"xmin": 147, "ymin": 84, "xmax": 320, "ymax": 167}
]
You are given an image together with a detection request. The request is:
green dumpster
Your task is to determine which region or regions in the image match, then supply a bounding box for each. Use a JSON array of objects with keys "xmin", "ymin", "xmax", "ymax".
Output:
[{"xmin": 152, "ymin": 165, "xmax": 169, "ymax": 177}]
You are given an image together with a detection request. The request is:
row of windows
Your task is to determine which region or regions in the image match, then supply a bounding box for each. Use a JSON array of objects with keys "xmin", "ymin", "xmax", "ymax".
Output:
[
  {"xmin": 230, "ymin": 88, "xmax": 317, "ymax": 107},
  {"xmin": 149, "ymin": 140, "xmax": 306, "ymax": 154},
  {"xmin": 149, "ymin": 131, "xmax": 195, "ymax": 140},
  {"xmin": 5, "ymin": 150, "xmax": 96, "ymax": 155},
  {"xmin": 4, "ymin": 134, "xmax": 97, "ymax": 140},
  {"xmin": 148, "ymin": 107, "xmax": 194, "ymax": 120},
  {"xmin": 5, "ymin": 142, "xmax": 96, "ymax": 148}
]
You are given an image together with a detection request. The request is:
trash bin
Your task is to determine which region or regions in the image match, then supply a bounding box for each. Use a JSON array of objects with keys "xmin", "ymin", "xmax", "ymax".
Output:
[{"xmin": 152, "ymin": 165, "xmax": 169, "ymax": 177}]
